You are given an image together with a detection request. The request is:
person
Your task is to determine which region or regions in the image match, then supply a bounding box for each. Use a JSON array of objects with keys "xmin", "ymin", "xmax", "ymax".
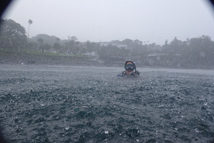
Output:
[{"xmin": 118, "ymin": 61, "xmax": 140, "ymax": 77}]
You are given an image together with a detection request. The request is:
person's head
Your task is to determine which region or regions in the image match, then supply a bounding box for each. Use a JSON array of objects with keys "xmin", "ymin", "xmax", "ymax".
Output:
[{"xmin": 124, "ymin": 61, "xmax": 136, "ymax": 72}]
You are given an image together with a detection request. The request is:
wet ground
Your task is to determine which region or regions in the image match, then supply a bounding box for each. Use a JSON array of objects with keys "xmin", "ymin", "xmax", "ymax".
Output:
[{"xmin": 0, "ymin": 65, "xmax": 214, "ymax": 143}]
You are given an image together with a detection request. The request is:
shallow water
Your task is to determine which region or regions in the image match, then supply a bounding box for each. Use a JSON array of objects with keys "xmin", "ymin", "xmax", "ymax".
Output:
[{"xmin": 0, "ymin": 65, "xmax": 214, "ymax": 143}]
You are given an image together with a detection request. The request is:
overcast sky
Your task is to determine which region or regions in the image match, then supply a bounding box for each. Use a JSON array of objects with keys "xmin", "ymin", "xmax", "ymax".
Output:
[{"xmin": 4, "ymin": 0, "xmax": 214, "ymax": 44}]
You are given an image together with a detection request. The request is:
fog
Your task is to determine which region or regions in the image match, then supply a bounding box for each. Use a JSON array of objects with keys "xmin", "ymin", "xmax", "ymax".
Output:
[
  {"xmin": 1, "ymin": 1, "xmax": 214, "ymax": 142},
  {"xmin": 1, "ymin": 0, "xmax": 214, "ymax": 68},
  {"xmin": 4, "ymin": 0, "xmax": 214, "ymax": 44}
]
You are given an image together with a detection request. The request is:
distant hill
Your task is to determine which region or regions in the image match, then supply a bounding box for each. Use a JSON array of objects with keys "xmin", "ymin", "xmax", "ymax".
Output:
[{"xmin": 31, "ymin": 34, "xmax": 61, "ymax": 46}]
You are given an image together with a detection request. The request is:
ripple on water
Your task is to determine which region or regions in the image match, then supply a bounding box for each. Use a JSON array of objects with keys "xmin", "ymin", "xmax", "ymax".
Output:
[{"xmin": 0, "ymin": 66, "xmax": 214, "ymax": 142}]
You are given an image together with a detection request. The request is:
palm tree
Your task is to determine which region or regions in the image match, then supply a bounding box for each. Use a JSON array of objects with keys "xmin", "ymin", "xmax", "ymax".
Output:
[{"xmin": 27, "ymin": 19, "xmax": 33, "ymax": 38}]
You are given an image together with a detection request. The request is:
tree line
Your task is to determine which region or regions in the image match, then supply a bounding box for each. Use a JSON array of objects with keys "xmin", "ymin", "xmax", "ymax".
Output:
[{"xmin": 0, "ymin": 19, "xmax": 214, "ymax": 68}]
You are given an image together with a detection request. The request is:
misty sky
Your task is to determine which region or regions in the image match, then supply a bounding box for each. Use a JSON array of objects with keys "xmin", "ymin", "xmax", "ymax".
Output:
[{"xmin": 4, "ymin": 0, "xmax": 214, "ymax": 44}]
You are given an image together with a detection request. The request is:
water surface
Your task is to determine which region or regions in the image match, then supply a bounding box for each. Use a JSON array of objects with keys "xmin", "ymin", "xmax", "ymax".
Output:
[{"xmin": 0, "ymin": 65, "xmax": 214, "ymax": 143}]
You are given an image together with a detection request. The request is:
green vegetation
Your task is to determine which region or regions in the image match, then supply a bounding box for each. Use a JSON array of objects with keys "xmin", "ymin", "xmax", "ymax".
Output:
[{"xmin": 0, "ymin": 19, "xmax": 214, "ymax": 68}]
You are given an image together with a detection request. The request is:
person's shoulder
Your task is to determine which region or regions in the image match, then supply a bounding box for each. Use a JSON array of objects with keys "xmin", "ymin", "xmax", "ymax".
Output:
[
  {"xmin": 135, "ymin": 70, "xmax": 140, "ymax": 75},
  {"xmin": 117, "ymin": 71, "xmax": 126, "ymax": 77},
  {"xmin": 122, "ymin": 71, "xmax": 126, "ymax": 75}
]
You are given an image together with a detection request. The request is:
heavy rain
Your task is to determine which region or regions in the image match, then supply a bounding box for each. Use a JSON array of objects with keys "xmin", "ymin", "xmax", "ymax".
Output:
[{"xmin": 0, "ymin": 0, "xmax": 214, "ymax": 142}]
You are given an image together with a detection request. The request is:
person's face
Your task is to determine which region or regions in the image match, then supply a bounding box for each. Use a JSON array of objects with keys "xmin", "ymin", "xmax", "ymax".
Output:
[{"xmin": 125, "ymin": 62, "xmax": 135, "ymax": 72}]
